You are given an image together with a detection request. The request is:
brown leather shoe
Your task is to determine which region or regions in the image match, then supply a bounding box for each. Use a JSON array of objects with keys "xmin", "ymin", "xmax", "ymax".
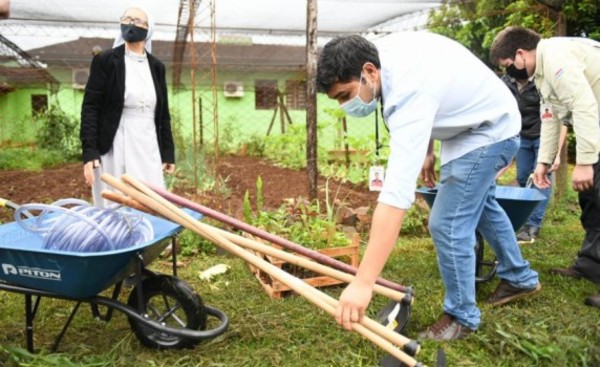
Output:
[
  {"xmin": 549, "ymin": 267, "xmax": 583, "ymax": 279},
  {"xmin": 487, "ymin": 280, "xmax": 542, "ymax": 306},
  {"xmin": 418, "ymin": 314, "xmax": 474, "ymax": 341},
  {"xmin": 584, "ymin": 294, "xmax": 600, "ymax": 308}
]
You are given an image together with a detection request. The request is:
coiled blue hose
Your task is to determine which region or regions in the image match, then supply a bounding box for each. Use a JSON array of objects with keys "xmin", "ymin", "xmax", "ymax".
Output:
[{"xmin": 14, "ymin": 199, "xmax": 154, "ymax": 253}]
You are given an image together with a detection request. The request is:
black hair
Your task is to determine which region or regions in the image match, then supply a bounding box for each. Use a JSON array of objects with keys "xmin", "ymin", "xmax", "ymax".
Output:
[
  {"xmin": 490, "ymin": 27, "xmax": 541, "ymax": 65},
  {"xmin": 316, "ymin": 35, "xmax": 381, "ymax": 93}
]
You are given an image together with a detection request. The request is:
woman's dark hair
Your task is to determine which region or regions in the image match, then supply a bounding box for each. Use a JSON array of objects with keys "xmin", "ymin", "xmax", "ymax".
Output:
[
  {"xmin": 316, "ymin": 35, "xmax": 380, "ymax": 93},
  {"xmin": 490, "ymin": 27, "xmax": 541, "ymax": 65}
]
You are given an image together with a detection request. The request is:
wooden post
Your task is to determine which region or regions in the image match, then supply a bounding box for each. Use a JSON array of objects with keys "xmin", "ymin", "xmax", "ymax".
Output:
[
  {"xmin": 342, "ymin": 116, "xmax": 350, "ymax": 168},
  {"xmin": 279, "ymin": 91, "xmax": 286, "ymax": 134},
  {"xmin": 189, "ymin": 0, "xmax": 198, "ymax": 191},
  {"xmin": 306, "ymin": 0, "xmax": 318, "ymax": 200},
  {"xmin": 552, "ymin": 6, "xmax": 569, "ymax": 202}
]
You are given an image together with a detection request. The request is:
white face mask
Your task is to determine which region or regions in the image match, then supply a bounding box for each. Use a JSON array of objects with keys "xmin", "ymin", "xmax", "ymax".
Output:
[{"xmin": 341, "ymin": 73, "xmax": 379, "ymax": 118}]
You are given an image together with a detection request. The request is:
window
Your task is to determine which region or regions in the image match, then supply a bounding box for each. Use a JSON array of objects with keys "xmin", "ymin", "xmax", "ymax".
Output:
[
  {"xmin": 254, "ymin": 80, "xmax": 278, "ymax": 110},
  {"xmin": 284, "ymin": 80, "xmax": 307, "ymax": 110},
  {"xmin": 31, "ymin": 94, "xmax": 48, "ymax": 115}
]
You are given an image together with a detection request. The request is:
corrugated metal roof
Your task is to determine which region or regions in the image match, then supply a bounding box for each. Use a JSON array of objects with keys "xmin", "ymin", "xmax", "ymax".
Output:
[{"xmin": 28, "ymin": 37, "xmax": 307, "ymax": 70}]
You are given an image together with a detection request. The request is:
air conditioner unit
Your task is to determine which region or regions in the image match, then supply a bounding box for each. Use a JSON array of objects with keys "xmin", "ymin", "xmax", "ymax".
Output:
[
  {"xmin": 223, "ymin": 81, "xmax": 244, "ymax": 98},
  {"xmin": 72, "ymin": 68, "xmax": 90, "ymax": 90}
]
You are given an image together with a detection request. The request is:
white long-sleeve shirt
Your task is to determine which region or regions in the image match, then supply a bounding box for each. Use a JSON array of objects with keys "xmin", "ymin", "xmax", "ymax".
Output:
[{"xmin": 374, "ymin": 32, "xmax": 521, "ymax": 209}]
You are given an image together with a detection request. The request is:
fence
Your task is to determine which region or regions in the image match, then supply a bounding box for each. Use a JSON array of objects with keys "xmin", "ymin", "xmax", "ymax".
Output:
[{"xmin": 0, "ymin": 3, "xmax": 392, "ymax": 191}]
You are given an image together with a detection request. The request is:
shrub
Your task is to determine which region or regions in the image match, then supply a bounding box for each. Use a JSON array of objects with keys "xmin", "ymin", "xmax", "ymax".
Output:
[{"xmin": 35, "ymin": 105, "xmax": 79, "ymax": 159}]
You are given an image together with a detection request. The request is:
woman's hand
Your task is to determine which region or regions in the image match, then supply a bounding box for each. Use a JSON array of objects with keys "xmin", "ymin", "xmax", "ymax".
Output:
[
  {"xmin": 162, "ymin": 163, "xmax": 175, "ymax": 174},
  {"xmin": 83, "ymin": 160, "xmax": 100, "ymax": 186}
]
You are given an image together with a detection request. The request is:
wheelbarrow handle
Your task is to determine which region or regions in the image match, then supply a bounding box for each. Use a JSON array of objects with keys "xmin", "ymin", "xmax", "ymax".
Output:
[
  {"xmin": 0, "ymin": 197, "xmax": 34, "ymax": 218},
  {"xmin": 0, "ymin": 197, "xmax": 18, "ymax": 210}
]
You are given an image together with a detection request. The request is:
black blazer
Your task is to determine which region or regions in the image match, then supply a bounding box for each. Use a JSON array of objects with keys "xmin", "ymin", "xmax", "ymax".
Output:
[{"xmin": 80, "ymin": 44, "xmax": 175, "ymax": 164}]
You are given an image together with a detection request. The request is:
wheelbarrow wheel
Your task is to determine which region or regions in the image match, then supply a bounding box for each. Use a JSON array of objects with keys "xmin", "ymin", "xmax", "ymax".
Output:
[{"xmin": 127, "ymin": 275, "xmax": 207, "ymax": 349}]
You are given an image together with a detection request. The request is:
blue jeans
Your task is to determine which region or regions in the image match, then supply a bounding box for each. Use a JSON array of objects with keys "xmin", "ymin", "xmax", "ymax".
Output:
[
  {"xmin": 515, "ymin": 136, "xmax": 551, "ymax": 228},
  {"xmin": 428, "ymin": 136, "xmax": 539, "ymax": 329}
]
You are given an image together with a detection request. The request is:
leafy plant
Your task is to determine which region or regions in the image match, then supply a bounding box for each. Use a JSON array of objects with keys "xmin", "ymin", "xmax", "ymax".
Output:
[
  {"xmin": 178, "ymin": 229, "xmax": 216, "ymax": 256},
  {"xmin": 242, "ymin": 176, "xmax": 351, "ymax": 250},
  {"xmin": 243, "ymin": 190, "xmax": 252, "ymax": 224},
  {"xmin": 263, "ymin": 124, "xmax": 309, "ymax": 169},
  {"xmin": 218, "ymin": 123, "xmax": 244, "ymax": 155},
  {"xmin": 35, "ymin": 105, "xmax": 79, "ymax": 159},
  {"xmin": 173, "ymin": 141, "xmax": 230, "ymax": 196},
  {"xmin": 244, "ymin": 134, "xmax": 266, "ymax": 157},
  {"xmin": 401, "ymin": 204, "xmax": 430, "ymax": 236}
]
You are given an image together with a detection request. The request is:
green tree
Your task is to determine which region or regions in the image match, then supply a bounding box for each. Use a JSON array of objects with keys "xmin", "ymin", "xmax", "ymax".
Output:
[
  {"xmin": 427, "ymin": 0, "xmax": 599, "ymax": 65},
  {"xmin": 428, "ymin": 0, "xmax": 599, "ymax": 201}
]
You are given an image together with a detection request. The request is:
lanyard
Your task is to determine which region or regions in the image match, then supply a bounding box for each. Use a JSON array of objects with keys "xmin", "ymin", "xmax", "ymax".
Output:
[{"xmin": 375, "ymin": 105, "xmax": 388, "ymax": 162}]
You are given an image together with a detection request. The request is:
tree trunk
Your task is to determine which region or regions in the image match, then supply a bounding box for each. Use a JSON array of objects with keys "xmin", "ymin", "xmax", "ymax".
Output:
[
  {"xmin": 306, "ymin": 0, "xmax": 318, "ymax": 200},
  {"xmin": 535, "ymin": 0, "xmax": 566, "ymax": 10}
]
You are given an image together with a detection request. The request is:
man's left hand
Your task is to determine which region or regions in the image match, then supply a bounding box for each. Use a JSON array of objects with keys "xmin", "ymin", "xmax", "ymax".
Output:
[{"xmin": 572, "ymin": 164, "xmax": 594, "ymax": 192}]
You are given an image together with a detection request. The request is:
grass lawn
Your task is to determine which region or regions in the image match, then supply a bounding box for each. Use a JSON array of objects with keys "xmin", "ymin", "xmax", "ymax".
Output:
[{"xmin": 0, "ymin": 188, "xmax": 599, "ymax": 367}]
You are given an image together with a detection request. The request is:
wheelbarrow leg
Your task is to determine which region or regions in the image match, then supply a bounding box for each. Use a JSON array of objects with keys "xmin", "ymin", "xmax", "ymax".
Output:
[
  {"xmin": 24, "ymin": 295, "xmax": 42, "ymax": 353},
  {"xmin": 474, "ymin": 231, "xmax": 498, "ymax": 286},
  {"xmin": 25, "ymin": 294, "xmax": 34, "ymax": 353},
  {"xmin": 171, "ymin": 236, "xmax": 178, "ymax": 277},
  {"xmin": 51, "ymin": 301, "xmax": 82, "ymax": 352},
  {"xmin": 475, "ymin": 232, "xmax": 484, "ymax": 287},
  {"xmin": 135, "ymin": 254, "xmax": 146, "ymax": 314}
]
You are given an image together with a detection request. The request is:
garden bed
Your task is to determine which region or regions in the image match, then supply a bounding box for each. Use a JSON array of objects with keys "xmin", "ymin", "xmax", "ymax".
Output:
[{"xmin": 0, "ymin": 155, "xmax": 380, "ymax": 223}]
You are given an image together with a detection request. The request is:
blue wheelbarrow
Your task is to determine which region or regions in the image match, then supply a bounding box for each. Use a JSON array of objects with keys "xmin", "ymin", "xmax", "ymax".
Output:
[
  {"xmin": 416, "ymin": 186, "xmax": 546, "ymax": 284},
  {"xmin": 0, "ymin": 201, "xmax": 229, "ymax": 352}
]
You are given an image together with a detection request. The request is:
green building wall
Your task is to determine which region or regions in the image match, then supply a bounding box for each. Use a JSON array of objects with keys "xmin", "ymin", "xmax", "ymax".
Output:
[{"xmin": 0, "ymin": 76, "xmax": 379, "ymax": 154}]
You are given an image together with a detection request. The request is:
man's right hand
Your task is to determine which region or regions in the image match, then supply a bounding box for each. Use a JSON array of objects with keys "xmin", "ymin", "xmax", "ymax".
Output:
[
  {"xmin": 533, "ymin": 163, "xmax": 552, "ymax": 189},
  {"xmin": 84, "ymin": 159, "xmax": 101, "ymax": 186}
]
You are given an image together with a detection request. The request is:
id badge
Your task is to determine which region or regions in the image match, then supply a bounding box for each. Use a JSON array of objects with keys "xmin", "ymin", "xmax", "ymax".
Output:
[
  {"xmin": 540, "ymin": 103, "xmax": 554, "ymax": 123},
  {"xmin": 369, "ymin": 166, "xmax": 385, "ymax": 192}
]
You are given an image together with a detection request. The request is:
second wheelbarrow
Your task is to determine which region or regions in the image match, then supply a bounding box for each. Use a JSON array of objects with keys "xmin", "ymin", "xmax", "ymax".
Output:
[{"xmin": 416, "ymin": 185, "xmax": 546, "ymax": 284}]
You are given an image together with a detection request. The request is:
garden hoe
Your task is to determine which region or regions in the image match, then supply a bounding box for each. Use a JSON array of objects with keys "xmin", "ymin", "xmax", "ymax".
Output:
[
  {"xmin": 146, "ymin": 183, "xmax": 415, "ymax": 338},
  {"xmin": 102, "ymin": 174, "xmax": 427, "ymax": 367}
]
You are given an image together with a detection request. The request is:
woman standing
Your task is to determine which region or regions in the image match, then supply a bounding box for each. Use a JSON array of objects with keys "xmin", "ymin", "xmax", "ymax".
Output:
[{"xmin": 81, "ymin": 7, "xmax": 175, "ymax": 207}]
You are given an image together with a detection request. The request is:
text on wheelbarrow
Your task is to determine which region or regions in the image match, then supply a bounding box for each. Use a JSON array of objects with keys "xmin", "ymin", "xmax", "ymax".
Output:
[{"xmin": 2, "ymin": 263, "xmax": 61, "ymax": 281}]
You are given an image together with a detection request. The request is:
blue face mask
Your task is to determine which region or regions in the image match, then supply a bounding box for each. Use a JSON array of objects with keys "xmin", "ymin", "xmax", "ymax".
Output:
[{"xmin": 341, "ymin": 73, "xmax": 379, "ymax": 118}]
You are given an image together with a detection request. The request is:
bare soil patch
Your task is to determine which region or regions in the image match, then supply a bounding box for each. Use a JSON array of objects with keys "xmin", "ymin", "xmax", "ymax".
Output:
[{"xmin": 0, "ymin": 156, "xmax": 379, "ymax": 223}]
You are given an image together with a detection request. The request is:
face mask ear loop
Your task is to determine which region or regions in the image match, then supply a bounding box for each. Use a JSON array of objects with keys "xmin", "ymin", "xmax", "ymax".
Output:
[{"xmin": 357, "ymin": 72, "xmax": 364, "ymax": 98}]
